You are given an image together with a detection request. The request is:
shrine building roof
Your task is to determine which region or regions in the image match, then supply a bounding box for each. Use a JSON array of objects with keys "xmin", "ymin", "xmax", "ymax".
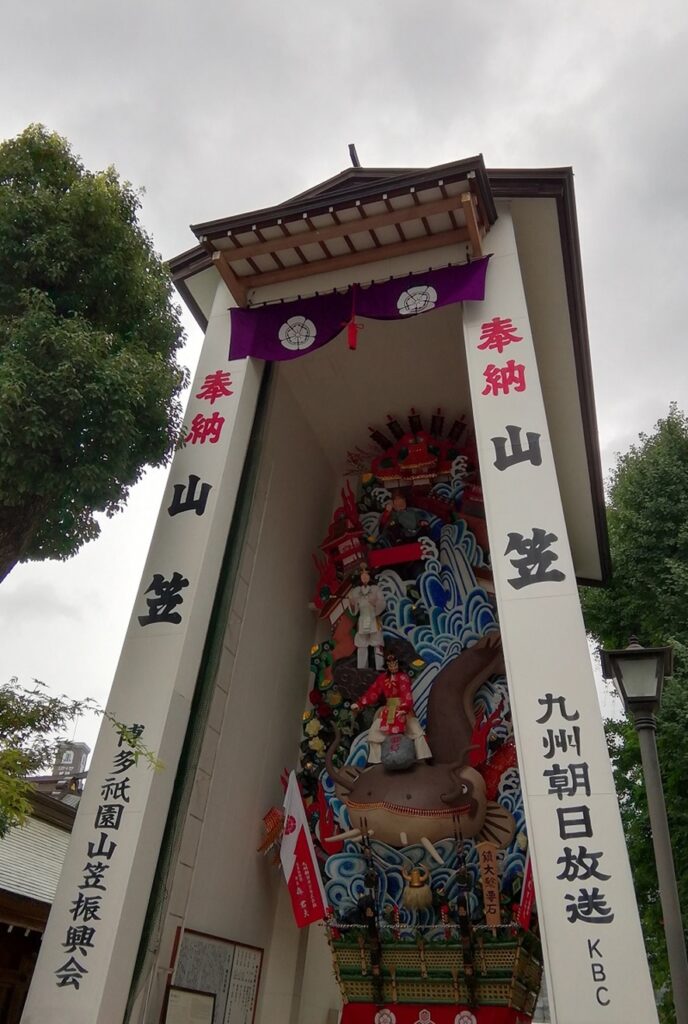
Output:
[
  {"xmin": 169, "ymin": 157, "xmax": 611, "ymax": 586},
  {"xmin": 169, "ymin": 155, "xmax": 494, "ymax": 316}
]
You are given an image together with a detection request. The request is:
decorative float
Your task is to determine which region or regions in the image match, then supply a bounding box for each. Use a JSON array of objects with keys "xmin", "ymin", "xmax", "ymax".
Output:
[{"xmin": 260, "ymin": 406, "xmax": 542, "ymax": 1024}]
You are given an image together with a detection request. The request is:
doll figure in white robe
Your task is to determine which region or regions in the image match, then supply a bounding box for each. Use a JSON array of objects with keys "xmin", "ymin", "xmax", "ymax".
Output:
[{"xmin": 347, "ymin": 564, "xmax": 385, "ymax": 670}]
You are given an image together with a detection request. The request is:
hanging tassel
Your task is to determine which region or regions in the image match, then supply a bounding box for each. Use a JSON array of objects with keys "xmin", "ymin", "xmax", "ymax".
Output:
[{"xmin": 343, "ymin": 284, "xmax": 363, "ymax": 350}]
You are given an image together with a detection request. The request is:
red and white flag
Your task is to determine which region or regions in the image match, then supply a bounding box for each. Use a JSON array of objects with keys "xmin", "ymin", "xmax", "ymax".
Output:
[
  {"xmin": 280, "ymin": 771, "xmax": 327, "ymax": 927},
  {"xmin": 517, "ymin": 851, "xmax": 535, "ymax": 931}
]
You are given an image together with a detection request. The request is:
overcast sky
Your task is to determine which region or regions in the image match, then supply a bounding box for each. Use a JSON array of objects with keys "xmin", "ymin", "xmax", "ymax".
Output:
[{"xmin": 1, "ymin": 0, "xmax": 684, "ymax": 752}]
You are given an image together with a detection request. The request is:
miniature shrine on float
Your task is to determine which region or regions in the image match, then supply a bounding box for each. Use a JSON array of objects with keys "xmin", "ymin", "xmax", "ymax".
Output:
[{"xmin": 23, "ymin": 157, "xmax": 661, "ymax": 1024}]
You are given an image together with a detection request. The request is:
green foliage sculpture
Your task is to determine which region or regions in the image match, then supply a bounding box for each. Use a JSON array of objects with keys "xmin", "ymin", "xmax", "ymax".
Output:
[
  {"xmin": 0, "ymin": 124, "xmax": 187, "ymax": 582},
  {"xmin": 581, "ymin": 405, "xmax": 688, "ymax": 1022}
]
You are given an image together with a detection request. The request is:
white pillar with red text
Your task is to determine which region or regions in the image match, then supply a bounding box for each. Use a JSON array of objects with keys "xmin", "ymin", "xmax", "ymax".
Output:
[{"xmin": 462, "ymin": 209, "xmax": 657, "ymax": 1023}]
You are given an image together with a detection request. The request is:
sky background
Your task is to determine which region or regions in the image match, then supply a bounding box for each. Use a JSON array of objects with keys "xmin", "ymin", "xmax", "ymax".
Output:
[{"xmin": 2, "ymin": 0, "xmax": 685, "ymax": 755}]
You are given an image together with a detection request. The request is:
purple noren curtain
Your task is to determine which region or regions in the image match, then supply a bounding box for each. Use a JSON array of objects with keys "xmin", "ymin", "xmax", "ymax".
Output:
[{"xmin": 229, "ymin": 256, "xmax": 490, "ymax": 362}]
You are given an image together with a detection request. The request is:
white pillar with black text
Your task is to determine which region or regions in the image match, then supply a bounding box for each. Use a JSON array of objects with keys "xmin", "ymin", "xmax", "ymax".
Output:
[
  {"xmin": 462, "ymin": 210, "xmax": 657, "ymax": 1023},
  {"xmin": 22, "ymin": 281, "xmax": 264, "ymax": 1024}
]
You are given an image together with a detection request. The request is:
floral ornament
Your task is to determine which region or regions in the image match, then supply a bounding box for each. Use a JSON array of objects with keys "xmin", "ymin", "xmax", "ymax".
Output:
[
  {"xmin": 414, "ymin": 1012, "xmax": 435, "ymax": 1024},
  {"xmin": 308, "ymin": 737, "xmax": 326, "ymax": 753},
  {"xmin": 396, "ymin": 284, "xmax": 438, "ymax": 316},
  {"xmin": 374, "ymin": 1011, "xmax": 397, "ymax": 1024},
  {"xmin": 305, "ymin": 718, "xmax": 322, "ymax": 737},
  {"xmin": 279, "ymin": 315, "xmax": 317, "ymax": 351},
  {"xmin": 454, "ymin": 1013, "xmax": 477, "ymax": 1024}
]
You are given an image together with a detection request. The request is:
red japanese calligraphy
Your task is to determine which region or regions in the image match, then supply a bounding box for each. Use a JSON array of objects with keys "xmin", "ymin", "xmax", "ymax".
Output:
[
  {"xmin": 482, "ymin": 359, "xmax": 526, "ymax": 396},
  {"xmin": 195, "ymin": 370, "xmax": 233, "ymax": 404},
  {"xmin": 478, "ymin": 316, "xmax": 523, "ymax": 353},
  {"xmin": 185, "ymin": 411, "xmax": 225, "ymax": 445}
]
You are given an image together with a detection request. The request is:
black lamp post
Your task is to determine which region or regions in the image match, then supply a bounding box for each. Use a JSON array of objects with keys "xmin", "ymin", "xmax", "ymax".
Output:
[{"xmin": 601, "ymin": 637, "xmax": 688, "ymax": 1023}]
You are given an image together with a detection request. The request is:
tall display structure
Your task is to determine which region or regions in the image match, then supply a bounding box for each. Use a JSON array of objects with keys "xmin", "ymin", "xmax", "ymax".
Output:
[{"xmin": 22, "ymin": 157, "xmax": 659, "ymax": 1024}]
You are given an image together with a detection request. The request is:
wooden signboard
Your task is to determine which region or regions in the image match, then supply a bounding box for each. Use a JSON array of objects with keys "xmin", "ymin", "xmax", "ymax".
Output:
[{"xmin": 477, "ymin": 841, "xmax": 501, "ymax": 928}]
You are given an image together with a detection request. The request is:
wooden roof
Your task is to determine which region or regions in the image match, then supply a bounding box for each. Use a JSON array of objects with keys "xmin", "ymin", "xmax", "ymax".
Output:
[
  {"xmin": 170, "ymin": 156, "xmax": 495, "ymax": 308},
  {"xmin": 168, "ymin": 159, "xmax": 611, "ymax": 585}
]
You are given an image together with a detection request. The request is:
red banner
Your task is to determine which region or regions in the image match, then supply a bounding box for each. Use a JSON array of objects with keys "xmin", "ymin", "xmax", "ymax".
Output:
[
  {"xmin": 341, "ymin": 1005, "xmax": 532, "ymax": 1024},
  {"xmin": 281, "ymin": 771, "xmax": 327, "ymax": 927},
  {"xmin": 517, "ymin": 853, "xmax": 535, "ymax": 932}
]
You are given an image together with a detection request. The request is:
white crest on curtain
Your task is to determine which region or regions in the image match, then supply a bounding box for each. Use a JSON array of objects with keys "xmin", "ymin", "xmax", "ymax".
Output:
[
  {"xmin": 278, "ymin": 315, "xmax": 317, "ymax": 350},
  {"xmin": 397, "ymin": 284, "xmax": 438, "ymax": 316}
]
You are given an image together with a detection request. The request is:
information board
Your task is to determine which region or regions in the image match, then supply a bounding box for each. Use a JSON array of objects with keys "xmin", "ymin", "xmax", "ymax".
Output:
[
  {"xmin": 173, "ymin": 931, "xmax": 263, "ymax": 1024},
  {"xmin": 165, "ymin": 987, "xmax": 215, "ymax": 1024}
]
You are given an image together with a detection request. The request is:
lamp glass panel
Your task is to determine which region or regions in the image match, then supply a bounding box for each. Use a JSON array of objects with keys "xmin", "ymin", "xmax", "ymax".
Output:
[{"xmin": 615, "ymin": 654, "xmax": 660, "ymax": 701}]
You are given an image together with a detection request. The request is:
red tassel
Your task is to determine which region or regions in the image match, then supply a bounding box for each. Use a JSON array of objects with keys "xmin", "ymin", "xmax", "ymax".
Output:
[
  {"xmin": 347, "ymin": 318, "xmax": 363, "ymax": 350},
  {"xmin": 343, "ymin": 283, "xmax": 363, "ymax": 350}
]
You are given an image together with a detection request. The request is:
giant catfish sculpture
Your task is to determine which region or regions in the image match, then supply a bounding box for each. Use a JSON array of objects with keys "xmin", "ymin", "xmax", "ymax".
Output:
[{"xmin": 325, "ymin": 636, "xmax": 515, "ymax": 858}]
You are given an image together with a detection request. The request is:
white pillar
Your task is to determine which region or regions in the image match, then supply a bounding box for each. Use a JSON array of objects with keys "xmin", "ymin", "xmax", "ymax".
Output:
[
  {"xmin": 462, "ymin": 210, "xmax": 658, "ymax": 1023},
  {"xmin": 23, "ymin": 281, "xmax": 264, "ymax": 1024}
]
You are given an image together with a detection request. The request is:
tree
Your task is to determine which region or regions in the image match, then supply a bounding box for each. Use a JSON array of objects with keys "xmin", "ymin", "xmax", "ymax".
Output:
[
  {"xmin": 0, "ymin": 677, "xmax": 162, "ymax": 838},
  {"xmin": 581, "ymin": 405, "xmax": 688, "ymax": 1023},
  {"xmin": 0, "ymin": 125, "xmax": 187, "ymax": 582},
  {"xmin": 0, "ymin": 678, "xmax": 91, "ymax": 836}
]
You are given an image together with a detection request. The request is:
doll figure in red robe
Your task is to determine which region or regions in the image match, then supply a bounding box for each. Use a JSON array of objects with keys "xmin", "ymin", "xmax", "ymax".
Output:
[{"xmin": 351, "ymin": 653, "xmax": 431, "ymax": 764}]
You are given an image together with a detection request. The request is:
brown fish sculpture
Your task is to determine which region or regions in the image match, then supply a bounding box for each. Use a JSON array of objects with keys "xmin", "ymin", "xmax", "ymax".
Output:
[{"xmin": 325, "ymin": 635, "xmax": 516, "ymax": 856}]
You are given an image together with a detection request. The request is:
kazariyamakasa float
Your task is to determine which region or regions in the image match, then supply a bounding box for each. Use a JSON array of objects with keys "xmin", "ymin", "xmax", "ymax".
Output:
[{"xmin": 23, "ymin": 153, "xmax": 660, "ymax": 1024}]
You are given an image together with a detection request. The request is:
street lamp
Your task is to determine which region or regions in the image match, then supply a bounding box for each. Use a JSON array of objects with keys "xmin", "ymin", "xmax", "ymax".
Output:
[{"xmin": 601, "ymin": 636, "xmax": 688, "ymax": 1023}]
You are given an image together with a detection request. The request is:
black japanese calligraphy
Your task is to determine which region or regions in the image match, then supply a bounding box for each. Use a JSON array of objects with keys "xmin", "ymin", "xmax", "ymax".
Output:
[
  {"xmin": 138, "ymin": 572, "xmax": 189, "ymax": 626},
  {"xmin": 491, "ymin": 425, "xmax": 542, "ymax": 471},
  {"xmin": 56, "ymin": 721, "xmax": 149, "ymax": 990},
  {"xmin": 556, "ymin": 846, "xmax": 610, "ymax": 882},
  {"xmin": 542, "ymin": 726, "xmax": 581, "ymax": 759},
  {"xmin": 78, "ymin": 861, "xmax": 110, "ymax": 891},
  {"xmin": 100, "ymin": 776, "xmax": 131, "ymax": 803},
  {"xmin": 94, "ymin": 803, "xmax": 124, "ymax": 830},
  {"xmin": 505, "ymin": 528, "xmax": 566, "ymax": 589},
  {"xmin": 536, "ymin": 693, "xmax": 580, "ymax": 724},
  {"xmin": 55, "ymin": 957, "xmax": 88, "ymax": 989},
  {"xmin": 565, "ymin": 887, "xmax": 615, "ymax": 925},
  {"xmin": 117, "ymin": 723, "xmax": 144, "ymax": 748},
  {"xmin": 167, "ymin": 474, "xmax": 212, "ymax": 517},
  {"xmin": 111, "ymin": 749, "xmax": 137, "ymax": 774},
  {"xmin": 70, "ymin": 892, "xmax": 102, "ymax": 922},
  {"xmin": 543, "ymin": 762, "xmax": 591, "ymax": 801},
  {"xmin": 557, "ymin": 805, "xmax": 593, "ymax": 841},
  {"xmin": 62, "ymin": 926, "xmax": 97, "ymax": 956},
  {"xmin": 87, "ymin": 832, "xmax": 117, "ymax": 859}
]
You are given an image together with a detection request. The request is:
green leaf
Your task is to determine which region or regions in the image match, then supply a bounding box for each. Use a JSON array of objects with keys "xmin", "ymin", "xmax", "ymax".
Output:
[
  {"xmin": 0, "ymin": 124, "xmax": 188, "ymax": 581},
  {"xmin": 581, "ymin": 405, "xmax": 688, "ymax": 1021}
]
